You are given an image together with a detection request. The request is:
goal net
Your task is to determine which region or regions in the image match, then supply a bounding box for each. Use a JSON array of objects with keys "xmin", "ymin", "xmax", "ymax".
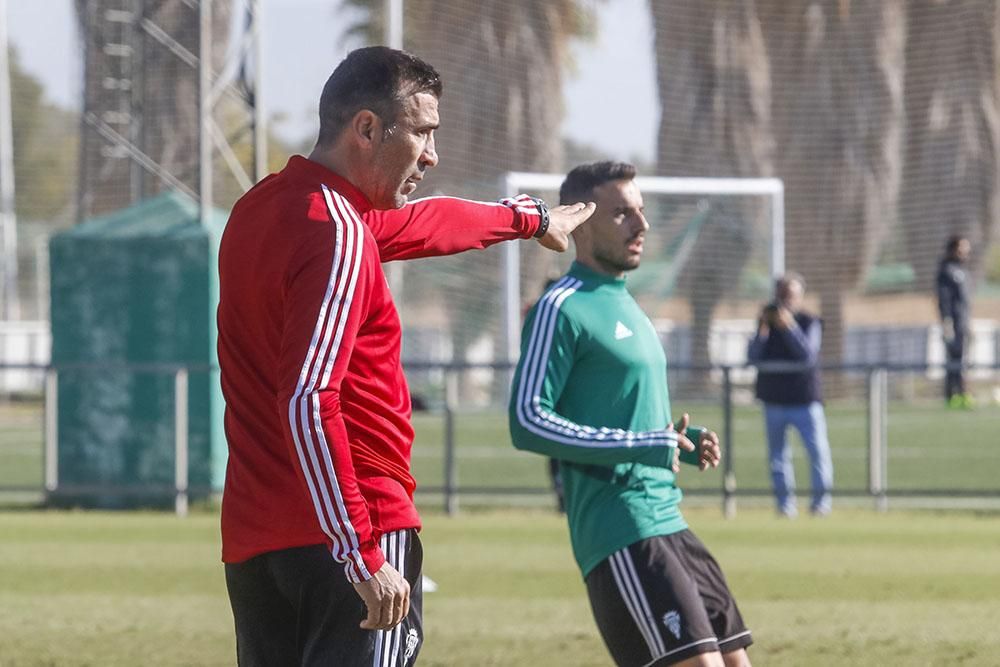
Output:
[{"xmin": 504, "ymin": 172, "xmax": 784, "ymax": 386}]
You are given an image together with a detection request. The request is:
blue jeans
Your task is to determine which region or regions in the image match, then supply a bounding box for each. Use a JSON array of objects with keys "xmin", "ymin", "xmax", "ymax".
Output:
[{"xmin": 763, "ymin": 402, "xmax": 833, "ymax": 515}]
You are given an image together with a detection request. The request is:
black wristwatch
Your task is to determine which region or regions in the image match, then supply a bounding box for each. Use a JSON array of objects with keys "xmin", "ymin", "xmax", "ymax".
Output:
[{"xmin": 530, "ymin": 197, "xmax": 551, "ymax": 238}]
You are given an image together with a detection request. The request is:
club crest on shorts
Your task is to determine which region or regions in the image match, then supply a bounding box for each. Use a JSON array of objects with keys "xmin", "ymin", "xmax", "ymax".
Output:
[
  {"xmin": 662, "ymin": 610, "xmax": 681, "ymax": 639},
  {"xmin": 404, "ymin": 628, "xmax": 420, "ymax": 662}
]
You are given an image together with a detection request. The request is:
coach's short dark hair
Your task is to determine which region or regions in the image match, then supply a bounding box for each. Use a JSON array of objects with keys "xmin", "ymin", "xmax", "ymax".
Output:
[
  {"xmin": 316, "ymin": 46, "xmax": 442, "ymax": 146},
  {"xmin": 559, "ymin": 161, "xmax": 637, "ymax": 205}
]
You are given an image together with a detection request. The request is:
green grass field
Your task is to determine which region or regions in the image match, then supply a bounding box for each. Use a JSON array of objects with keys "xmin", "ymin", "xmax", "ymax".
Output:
[
  {"xmin": 0, "ymin": 403, "xmax": 44, "ymax": 489},
  {"xmin": 1, "ymin": 508, "xmax": 999, "ymax": 666},
  {"xmin": 2, "ymin": 393, "xmax": 998, "ymax": 664}
]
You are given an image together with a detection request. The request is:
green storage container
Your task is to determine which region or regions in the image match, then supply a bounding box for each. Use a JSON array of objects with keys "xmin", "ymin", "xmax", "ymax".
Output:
[{"xmin": 49, "ymin": 192, "xmax": 227, "ymax": 507}]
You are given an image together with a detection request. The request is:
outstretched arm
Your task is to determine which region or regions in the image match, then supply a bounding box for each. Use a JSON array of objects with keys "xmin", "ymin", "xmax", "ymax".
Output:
[
  {"xmin": 363, "ymin": 195, "xmax": 594, "ymax": 261},
  {"xmin": 536, "ymin": 201, "xmax": 596, "ymax": 252}
]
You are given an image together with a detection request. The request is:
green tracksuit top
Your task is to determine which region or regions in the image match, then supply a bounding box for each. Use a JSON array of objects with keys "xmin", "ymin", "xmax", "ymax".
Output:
[{"xmin": 509, "ymin": 262, "xmax": 698, "ymax": 578}]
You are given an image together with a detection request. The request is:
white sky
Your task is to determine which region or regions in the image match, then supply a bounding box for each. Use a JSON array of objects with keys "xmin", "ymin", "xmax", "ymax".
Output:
[{"xmin": 6, "ymin": 0, "xmax": 658, "ymax": 163}]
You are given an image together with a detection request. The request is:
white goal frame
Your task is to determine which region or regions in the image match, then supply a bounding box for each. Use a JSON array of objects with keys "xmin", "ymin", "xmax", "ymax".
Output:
[{"xmin": 501, "ymin": 172, "xmax": 785, "ymax": 364}]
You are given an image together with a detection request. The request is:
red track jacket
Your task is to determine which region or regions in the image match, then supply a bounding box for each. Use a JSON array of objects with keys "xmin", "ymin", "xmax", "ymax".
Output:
[{"xmin": 218, "ymin": 156, "xmax": 541, "ymax": 581}]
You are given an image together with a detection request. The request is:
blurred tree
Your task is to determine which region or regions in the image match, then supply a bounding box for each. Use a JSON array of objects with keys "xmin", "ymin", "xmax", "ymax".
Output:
[
  {"xmin": 759, "ymin": 0, "xmax": 905, "ymax": 379},
  {"xmin": 651, "ymin": 0, "xmax": 774, "ymax": 391},
  {"xmin": 899, "ymin": 0, "xmax": 1000, "ymax": 289},
  {"xmin": 345, "ymin": 0, "xmax": 593, "ymax": 390},
  {"xmin": 7, "ymin": 47, "xmax": 77, "ymax": 222},
  {"xmin": 407, "ymin": 1, "xmax": 587, "ymax": 382}
]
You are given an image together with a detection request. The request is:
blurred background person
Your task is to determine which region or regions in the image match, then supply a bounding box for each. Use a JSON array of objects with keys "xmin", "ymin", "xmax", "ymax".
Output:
[
  {"xmin": 936, "ymin": 235, "xmax": 973, "ymax": 409},
  {"xmin": 747, "ymin": 274, "xmax": 833, "ymax": 518}
]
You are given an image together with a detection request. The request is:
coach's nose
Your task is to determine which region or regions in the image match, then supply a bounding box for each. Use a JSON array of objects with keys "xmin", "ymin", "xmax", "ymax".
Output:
[{"xmin": 420, "ymin": 133, "xmax": 439, "ymax": 169}]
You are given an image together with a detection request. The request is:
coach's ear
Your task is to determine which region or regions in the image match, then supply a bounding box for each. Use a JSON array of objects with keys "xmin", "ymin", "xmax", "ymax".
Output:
[{"xmin": 350, "ymin": 109, "xmax": 381, "ymax": 149}]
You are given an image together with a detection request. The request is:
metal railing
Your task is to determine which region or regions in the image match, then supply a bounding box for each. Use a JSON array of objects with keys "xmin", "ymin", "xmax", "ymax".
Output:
[
  {"xmin": 1, "ymin": 362, "xmax": 207, "ymax": 516},
  {"xmin": 2, "ymin": 360, "xmax": 998, "ymax": 516},
  {"xmin": 411, "ymin": 360, "xmax": 1000, "ymax": 515}
]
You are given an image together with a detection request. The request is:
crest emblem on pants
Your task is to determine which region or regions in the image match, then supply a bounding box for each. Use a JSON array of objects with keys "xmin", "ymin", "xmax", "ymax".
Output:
[
  {"xmin": 662, "ymin": 610, "xmax": 681, "ymax": 639},
  {"xmin": 404, "ymin": 628, "xmax": 420, "ymax": 662}
]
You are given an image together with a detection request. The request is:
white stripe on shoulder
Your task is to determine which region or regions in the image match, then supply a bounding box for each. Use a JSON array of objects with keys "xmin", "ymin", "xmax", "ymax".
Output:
[
  {"xmin": 286, "ymin": 184, "xmax": 367, "ymax": 582},
  {"xmin": 316, "ymin": 187, "xmax": 367, "ymax": 573},
  {"xmin": 514, "ymin": 277, "xmax": 578, "ymax": 442},
  {"xmin": 286, "ymin": 184, "xmax": 354, "ymax": 567}
]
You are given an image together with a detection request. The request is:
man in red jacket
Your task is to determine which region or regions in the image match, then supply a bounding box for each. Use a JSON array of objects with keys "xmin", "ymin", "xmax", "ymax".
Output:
[{"xmin": 218, "ymin": 46, "xmax": 593, "ymax": 666}]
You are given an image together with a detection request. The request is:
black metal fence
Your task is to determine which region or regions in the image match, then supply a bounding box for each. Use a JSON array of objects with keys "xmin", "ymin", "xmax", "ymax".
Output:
[{"xmin": 2, "ymin": 361, "xmax": 999, "ymax": 514}]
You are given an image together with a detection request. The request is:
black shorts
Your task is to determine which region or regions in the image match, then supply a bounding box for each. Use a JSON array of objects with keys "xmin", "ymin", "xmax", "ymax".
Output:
[
  {"xmin": 225, "ymin": 529, "xmax": 423, "ymax": 667},
  {"xmin": 585, "ymin": 530, "xmax": 752, "ymax": 667}
]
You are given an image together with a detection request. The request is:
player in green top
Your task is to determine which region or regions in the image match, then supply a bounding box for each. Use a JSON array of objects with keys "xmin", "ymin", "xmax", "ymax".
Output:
[{"xmin": 509, "ymin": 162, "xmax": 752, "ymax": 667}]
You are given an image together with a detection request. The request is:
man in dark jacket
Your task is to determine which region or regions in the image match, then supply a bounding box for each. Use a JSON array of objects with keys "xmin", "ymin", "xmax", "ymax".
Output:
[
  {"xmin": 747, "ymin": 273, "xmax": 833, "ymax": 517},
  {"xmin": 937, "ymin": 235, "xmax": 972, "ymax": 408}
]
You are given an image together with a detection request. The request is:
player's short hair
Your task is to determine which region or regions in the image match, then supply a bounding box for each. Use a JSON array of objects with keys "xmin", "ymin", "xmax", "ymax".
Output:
[
  {"xmin": 316, "ymin": 46, "xmax": 442, "ymax": 146},
  {"xmin": 559, "ymin": 161, "xmax": 637, "ymax": 205}
]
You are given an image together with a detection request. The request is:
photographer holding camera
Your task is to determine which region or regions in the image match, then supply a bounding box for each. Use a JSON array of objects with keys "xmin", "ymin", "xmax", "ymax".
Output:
[{"xmin": 747, "ymin": 273, "xmax": 833, "ymax": 518}]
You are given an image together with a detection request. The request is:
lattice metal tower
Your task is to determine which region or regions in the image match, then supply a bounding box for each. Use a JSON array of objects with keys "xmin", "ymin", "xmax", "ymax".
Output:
[{"xmin": 75, "ymin": 0, "xmax": 265, "ymax": 222}]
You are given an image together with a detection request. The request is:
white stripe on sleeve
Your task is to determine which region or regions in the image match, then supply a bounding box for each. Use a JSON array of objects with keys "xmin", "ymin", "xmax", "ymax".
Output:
[{"xmin": 286, "ymin": 184, "xmax": 368, "ymax": 582}]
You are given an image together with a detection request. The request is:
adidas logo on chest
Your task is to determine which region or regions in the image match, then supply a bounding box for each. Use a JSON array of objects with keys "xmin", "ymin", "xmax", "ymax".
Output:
[{"xmin": 614, "ymin": 321, "xmax": 634, "ymax": 340}]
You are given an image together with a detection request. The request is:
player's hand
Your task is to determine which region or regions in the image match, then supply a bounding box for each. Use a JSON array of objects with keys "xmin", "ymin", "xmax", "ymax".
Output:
[
  {"xmin": 353, "ymin": 561, "xmax": 410, "ymax": 630},
  {"xmin": 696, "ymin": 429, "xmax": 722, "ymax": 471},
  {"xmin": 775, "ymin": 307, "xmax": 795, "ymax": 330},
  {"xmin": 667, "ymin": 413, "xmax": 696, "ymax": 473},
  {"xmin": 537, "ymin": 202, "xmax": 596, "ymax": 252}
]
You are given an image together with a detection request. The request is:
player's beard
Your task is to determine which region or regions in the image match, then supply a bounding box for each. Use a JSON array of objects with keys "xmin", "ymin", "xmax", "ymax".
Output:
[{"xmin": 594, "ymin": 248, "xmax": 640, "ymax": 274}]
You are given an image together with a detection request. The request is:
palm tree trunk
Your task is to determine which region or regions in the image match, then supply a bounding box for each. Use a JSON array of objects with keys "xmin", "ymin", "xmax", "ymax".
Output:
[
  {"xmin": 759, "ymin": 0, "xmax": 906, "ymax": 395},
  {"xmin": 651, "ymin": 0, "xmax": 773, "ymax": 392},
  {"xmin": 404, "ymin": 1, "xmax": 581, "ymax": 401},
  {"xmin": 899, "ymin": 0, "xmax": 1000, "ymax": 288}
]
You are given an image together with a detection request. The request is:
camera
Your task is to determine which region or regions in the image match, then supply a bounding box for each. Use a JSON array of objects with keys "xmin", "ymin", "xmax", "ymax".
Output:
[{"xmin": 761, "ymin": 302, "xmax": 780, "ymax": 326}]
